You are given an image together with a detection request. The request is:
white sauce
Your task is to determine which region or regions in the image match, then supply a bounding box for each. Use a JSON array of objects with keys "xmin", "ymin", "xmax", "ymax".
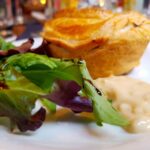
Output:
[{"xmin": 94, "ymin": 76, "xmax": 150, "ymax": 133}]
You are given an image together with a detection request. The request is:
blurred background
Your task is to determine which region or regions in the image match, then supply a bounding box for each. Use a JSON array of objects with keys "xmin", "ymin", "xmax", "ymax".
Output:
[{"xmin": 0, "ymin": 0, "xmax": 150, "ymax": 41}]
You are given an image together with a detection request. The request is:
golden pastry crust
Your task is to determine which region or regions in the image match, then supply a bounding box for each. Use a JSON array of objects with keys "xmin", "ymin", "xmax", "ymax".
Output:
[
  {"xmin": 42, "ymin": 18, "xmax": 108, "ymax": 51},
  {"xmin": 42, "ymin": 8, "xmax": 150, "ymax": 78},
  {"xmin": 53, "ymin": 7, "xmax": 113, "ymax": 19}
]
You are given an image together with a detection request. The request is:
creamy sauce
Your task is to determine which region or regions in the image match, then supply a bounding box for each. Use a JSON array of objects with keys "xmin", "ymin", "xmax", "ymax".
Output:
[{"xmin": 94, "ymin": 76, "xmax": 150, "ymax": 133}]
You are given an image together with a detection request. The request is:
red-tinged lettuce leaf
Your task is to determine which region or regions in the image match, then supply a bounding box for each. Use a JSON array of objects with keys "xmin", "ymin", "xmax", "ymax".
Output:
[
  {"xmin": 0, "ymin": 38, "xmax": 50, "ymax": 58},
  {"xmin": 44, "ymin": 80, "xmax": 93, "ymax": 113},
  {"xmin": 0, "ymin": 70, "xmax": 46, "ymax": 132}
]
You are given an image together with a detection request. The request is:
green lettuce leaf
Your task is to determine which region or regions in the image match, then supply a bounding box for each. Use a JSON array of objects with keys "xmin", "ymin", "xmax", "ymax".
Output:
[
  {"xmin": 41, "ymin": 98, "xmax": 56, "ymax": 113},
  {"xmin": 0, "ymin": 37, "xmax": 15, "ymax": 51},
  {"xmin": 78, "ymin": 62, "xmax": 129, "ymax": 126},
  {"xmin": 5, "ymin": 53, "xmax": 83, "ymax": 91}
]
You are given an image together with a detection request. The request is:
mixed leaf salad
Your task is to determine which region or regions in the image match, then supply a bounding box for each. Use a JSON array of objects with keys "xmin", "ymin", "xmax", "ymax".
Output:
[{"xmin": 0, "ymin": 37, "xmax": 129, "ymax": 132}]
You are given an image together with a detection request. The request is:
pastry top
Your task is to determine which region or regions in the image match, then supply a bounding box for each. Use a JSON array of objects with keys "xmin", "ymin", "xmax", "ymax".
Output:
[
  {"xmin": 42, "ymin": 17, "xmax": 107, "ymax": 51},
  {"xmin": 53, "ymin": 7, "xmax": 113, "ymax": 19},
  {"xmin": 42, "ymin": 8, "xmax": 150, "ymax": 51},
  {"xmin": 42, "ymin": 8, "xmax": 150, "ymax": 78}
]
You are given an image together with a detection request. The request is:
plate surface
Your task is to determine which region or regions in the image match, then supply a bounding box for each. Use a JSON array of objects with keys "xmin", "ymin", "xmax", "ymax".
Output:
[{"xmin": 0, "ymin": 38, "xmax": 150, "ymax": 150}]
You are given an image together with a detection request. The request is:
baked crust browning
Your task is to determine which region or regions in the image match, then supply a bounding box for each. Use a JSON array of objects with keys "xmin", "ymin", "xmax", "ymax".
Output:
[{"xmin": 42, "ymin": 8, "xmax": 150, "ymax": 78}]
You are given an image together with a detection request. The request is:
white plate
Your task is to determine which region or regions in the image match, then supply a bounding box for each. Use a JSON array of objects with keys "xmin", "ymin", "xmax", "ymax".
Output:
[{"xmin": 0, "ymin": 38, "xmax": 150, "ymax": 150}]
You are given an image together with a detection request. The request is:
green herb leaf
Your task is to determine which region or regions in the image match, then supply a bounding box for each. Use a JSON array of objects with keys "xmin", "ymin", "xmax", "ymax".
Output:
[
  {"xmin": 79, "ymin": 62, "xmax": 129, "ymax": 126},
  {"xmin": 41, "ymin": 98, "xmax": 56, "ymax": 113},
  {"xmin": 0, "ymin": 37, "xmax": 15, "ymax": 51}
]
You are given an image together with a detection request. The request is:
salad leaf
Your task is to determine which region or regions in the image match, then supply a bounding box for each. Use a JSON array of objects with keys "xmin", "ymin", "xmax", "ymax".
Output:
[
  {"xmin": 0, "ymin": 38, "xmax": 49, "ymax": 57},
  {"xmin": 83, "ymin": 81, "xmax": 128, "ymax": 126},
  {"xmin": 0, "ymin": 37, "xmax": 15, "ymax": 51},
  {"xmin": 4, "ymin": 53, "xmax": 93, "ymax": 113},
  {"xmin": 79, "ymin": 62, "xmax": 129, "ymax": 126},
  {"xmin": 3, "ymin": 53, "xmax": 129, "ymax": 127},
  {"xmin": 41, "ymin": 98, "xmax": 56, "ymax": 113},
  {"xmin": 45, "ymin": 80, "xmax": 93, "ymax": 113},
  {"xmin": 0, "ymin": 69, "xmax": 46, "ymax": 132},
  {"xmin": 5, "ymin": 53, "xmax": 83, "ymax": 91},
  {"xmin": 0, "ymin": 38, "xmax": 129, "ymax": 132}
]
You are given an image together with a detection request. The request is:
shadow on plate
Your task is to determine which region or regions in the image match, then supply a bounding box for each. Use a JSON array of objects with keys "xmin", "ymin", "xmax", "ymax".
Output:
[{"xmin": 45, "ymin": 108, "xmax": 95, "ymax": 124}]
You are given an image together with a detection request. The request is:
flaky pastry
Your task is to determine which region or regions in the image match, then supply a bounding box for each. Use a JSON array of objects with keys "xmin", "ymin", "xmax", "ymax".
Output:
[{"xmin": 42, "ymin": 8, "xmax": 150, "ymax": 78}]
